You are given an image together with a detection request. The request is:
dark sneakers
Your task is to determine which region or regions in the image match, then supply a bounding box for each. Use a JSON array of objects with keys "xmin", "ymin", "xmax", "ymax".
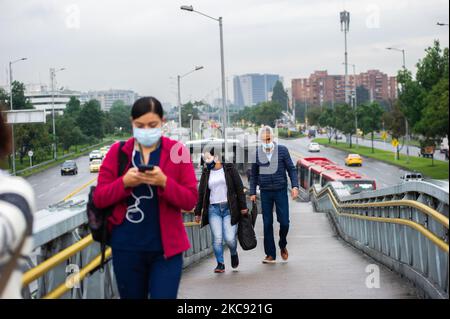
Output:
[
  {"xmin": 231, "ymin": 253, "xmax": 239, "ymax": 269},
  {"xmin": 214, "ymin": 263, "xmax": 225, "ymax": 273}
]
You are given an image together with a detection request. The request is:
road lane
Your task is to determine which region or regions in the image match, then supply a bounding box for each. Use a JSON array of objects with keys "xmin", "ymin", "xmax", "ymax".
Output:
[
  {"xmin": 25, "ymin": 154, "xmax": 98, "ymax": 210},
  {"xmin": 280, "ymin": 136, "xmax": 407, "ymax": 188}
]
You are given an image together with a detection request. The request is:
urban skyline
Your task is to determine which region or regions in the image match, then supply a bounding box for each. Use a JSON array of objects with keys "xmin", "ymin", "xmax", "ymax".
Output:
[{"xmin": 1, "ymin": 0, "xmax": 448, "ymax": 105}]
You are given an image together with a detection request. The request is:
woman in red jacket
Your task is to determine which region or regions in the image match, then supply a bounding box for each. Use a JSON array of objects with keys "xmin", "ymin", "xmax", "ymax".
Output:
[{"xmin": 93, "ymin": 97, "xmax": 198, "ymax": 299}]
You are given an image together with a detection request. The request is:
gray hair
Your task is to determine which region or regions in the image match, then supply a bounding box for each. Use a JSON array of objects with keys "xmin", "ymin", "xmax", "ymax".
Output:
[{"xmin": 258, "ymin": 126, "xmax": 274, "ymax": 140}]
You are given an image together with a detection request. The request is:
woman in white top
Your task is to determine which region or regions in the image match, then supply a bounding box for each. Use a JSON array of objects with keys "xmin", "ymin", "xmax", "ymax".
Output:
[
  {"xmin": 194, "ymin": 148, "xmax": 248, "ymax": 273},
  {"xmin": 0, "ymin": 111, "xmax": 36, "ymax": 299}
]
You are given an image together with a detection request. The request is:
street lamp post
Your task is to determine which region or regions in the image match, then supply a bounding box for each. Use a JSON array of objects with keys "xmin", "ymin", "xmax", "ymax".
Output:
[
  {"xmin": 340, "ymin": 10, "xmax": 351, "ymax": 105},
  {"xmin": 344, "ymin": 62, "xmax": 358, "ymax": 148},
  {"xmin": 50, "ymin": 67, "xmax": 65, "ymax": 161},
  {"xmin": 177, "ymin": 66, "xmax": 204, "ymax": 128},
  {"xmin": 387, "ymin": 47, "xmax": 410, "ymax": 163},
  {"xmin": 9, "ymin": 57, "xmax": 27, "ymax": 176},
  {"xmin": 181, "ymin": 5, "xmax": 228, "ymax": 157}
]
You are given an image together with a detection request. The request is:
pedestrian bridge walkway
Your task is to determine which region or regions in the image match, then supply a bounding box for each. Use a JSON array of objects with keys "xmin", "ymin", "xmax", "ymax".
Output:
[
  {"xmin": 178, "ymin": 200, "xmax": 417, "ymax": 299},
  {"xmin": 21, "ymin": 180, "xmax": 448, "ymax": 299}
]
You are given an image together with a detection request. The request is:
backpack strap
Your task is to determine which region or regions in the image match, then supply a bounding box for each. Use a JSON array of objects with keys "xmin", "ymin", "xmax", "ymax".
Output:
[
  {"xmin": 118, "ymin": 141, "xmax": 128, "ymax": 176},
  {"xmin": 100, "ymin": 141, "xmax": 128, "ymax": 271}
]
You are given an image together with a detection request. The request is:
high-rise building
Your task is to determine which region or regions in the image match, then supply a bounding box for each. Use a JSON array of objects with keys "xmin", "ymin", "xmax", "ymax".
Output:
[
  {"xmin": 24, "ymin": 83, "xmax": 80, "ymax": 114},
  {"xmin": 292, "ymin": 70, "xmax": 397, "ymax": 106},
  {"xmin": 80, "ymin": 89, "xmax": 138, "ymax": 111},
  {"xmin": 233, "ymin": 73, "xmax": 280, "ymax": 107}
]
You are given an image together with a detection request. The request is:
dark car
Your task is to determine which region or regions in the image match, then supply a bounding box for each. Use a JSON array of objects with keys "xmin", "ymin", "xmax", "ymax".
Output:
[{"xmin": 61, "ymin": 160, "xmax": 78, "ymax": 176}]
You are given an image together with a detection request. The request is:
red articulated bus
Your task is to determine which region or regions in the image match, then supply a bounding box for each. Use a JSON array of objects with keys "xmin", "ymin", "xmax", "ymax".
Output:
[{"xmin": 297, "ymin": 157, "xmax": 377, "ymax": 194}]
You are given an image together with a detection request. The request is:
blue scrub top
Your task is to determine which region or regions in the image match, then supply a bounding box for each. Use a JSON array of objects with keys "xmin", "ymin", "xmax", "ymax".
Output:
[{"xmin": 110, "ymin": 145, "xmax": 163, "ymax": 252}]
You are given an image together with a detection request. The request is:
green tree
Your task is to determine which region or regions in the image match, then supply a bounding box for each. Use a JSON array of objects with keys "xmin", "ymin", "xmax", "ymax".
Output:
[
  {"xmin": 109, "ymin": 100, "xmax": 132, "ymax": 133},
  {"xmin": 382, "ymin": 102, "xmax": 406, "ymax": 159},
  {"xmin": 318, "ymin": 107, "xmax": 337, "ymax": 143},
  {"xmin": 335, "ymin": 104, "xmax": 356, "ymax": 148},
  {"xmin": 11, "ymin": 81, "xmax": 32, "ymax": 109},
  {"xmin": 253, "ymin": 101, "xmax": 283, "ymax": 127},
  {"xmin": 357, "ymin": 102, "xmax": 384, "ymax": 153},
  {"xmin": 271, "ymin": 81, "xmax": 288, "ymax": 111},
  {"xmin": 415, "ymin": 77, "xmax": 449, "ymax": 145},
  {"xmin": 415, "ymin": 40, "xmax": 449, "ymax": 91},
  {"xmin": 57, "ymin": 116, "xmax": 88, "ymax": 152},
  {"xmin": 181, "ymin": 102, "xmax": 200, "ymax": 128},
  {"xmin": 306, "ymin": 107, "xmax": 322, "ymax": 126},
  {"xmin": 77, "ymin": 99, "xmax": 104, "ymax": 139},
  {"xmin": 65, "ymin": 96, "xmax": 81, "ymax": 118},
  {"xmin": 14, "ymin": 123, "xmax": 52, "ymax": 163}
]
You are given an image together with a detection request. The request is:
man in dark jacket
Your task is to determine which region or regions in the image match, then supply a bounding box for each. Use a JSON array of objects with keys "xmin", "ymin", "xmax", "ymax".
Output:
[{"xmin": 249, "ymin": 126, "xmax": 299, "ymax": 263}]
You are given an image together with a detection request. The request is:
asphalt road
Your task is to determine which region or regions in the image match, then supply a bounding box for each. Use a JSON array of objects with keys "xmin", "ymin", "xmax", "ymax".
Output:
[
  {"xmin": 26, "ymin": 154, "xmax": 98, "ymax": 211},
  {"xmin": 27, "ymin": 135, "xmax": 413, "ymax": 211},
  {"xmin": 280, "ymin": 136, "xmax": 408, "ymax": 189}
]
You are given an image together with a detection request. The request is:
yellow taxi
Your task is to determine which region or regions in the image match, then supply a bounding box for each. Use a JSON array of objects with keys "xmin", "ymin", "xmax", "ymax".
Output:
[
  {"xmin": 89, "ymin": 159, "xmax": 102, "ymax": 173},
  {"xmin": 345, "ymin": 154, "xmax": 363, "ymax": 166}
]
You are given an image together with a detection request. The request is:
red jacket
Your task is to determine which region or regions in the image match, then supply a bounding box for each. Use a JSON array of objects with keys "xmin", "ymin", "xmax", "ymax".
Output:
[{"xmin": 93, "ymin": 136, "xmax": 198, "ymax": 258}]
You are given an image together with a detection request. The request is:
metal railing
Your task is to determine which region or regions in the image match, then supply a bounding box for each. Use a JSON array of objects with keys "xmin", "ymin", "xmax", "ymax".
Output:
[
  {"xmin": 21, "ymin": 195, "xmax": 211, "ymax": 299},
  {"xmin": 311, "ymin": 180, "xmax": 449, "ymax": 299}
]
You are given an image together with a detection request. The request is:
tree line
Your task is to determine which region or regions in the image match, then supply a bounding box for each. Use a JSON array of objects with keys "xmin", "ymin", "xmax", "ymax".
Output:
[
  {"xmin": 0, "ymin": 83, "xmax": 132, "ymax": 165},
  {"xmin": 308, "ymin": 40, "xmax": 448, "ymax": 159}
]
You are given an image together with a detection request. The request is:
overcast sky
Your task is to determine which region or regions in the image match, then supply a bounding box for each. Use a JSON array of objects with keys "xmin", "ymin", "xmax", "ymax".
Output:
[{"xmin": 0, "ymin": 0, "xmax": 448, "ymax": 105}]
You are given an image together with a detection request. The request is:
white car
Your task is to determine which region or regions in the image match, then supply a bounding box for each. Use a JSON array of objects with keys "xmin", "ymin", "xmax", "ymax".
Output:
[
  {"xmin": 89, "ymin": 150, "xmax": 103, "ymax": 161},
  {"xmin": 308, "ymin": 142, "xmax": 321, "ymax": 152}
]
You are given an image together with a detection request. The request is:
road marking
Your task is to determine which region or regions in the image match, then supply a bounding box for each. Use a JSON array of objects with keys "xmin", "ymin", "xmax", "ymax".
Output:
[
  {"xmin": 37, "ymin": 194, "xmax": 46, "ymax": 198},
  {"xmin": 63, "ymin": 177, "xmax": 97, "ymax": 201},
  {"xmin": 31, "ymin": 183, "xmax": 38, "ymax": 187},
  {"xmin": 290, "ymin": 151, "xmax": 304, "ymax": 159}
]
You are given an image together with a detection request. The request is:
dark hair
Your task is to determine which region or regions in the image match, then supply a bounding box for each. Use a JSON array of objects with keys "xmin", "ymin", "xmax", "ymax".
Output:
[
  {"xmin": 0, "ymin": 110, "xmax": 11, "ymax": 159},
  {"xmin": 131, "ymin": 97, "xmax": 164, "ymax": 120},
  {"xmin": 201, "ymin": 146, "xmax": 224, "ymax": 166}
]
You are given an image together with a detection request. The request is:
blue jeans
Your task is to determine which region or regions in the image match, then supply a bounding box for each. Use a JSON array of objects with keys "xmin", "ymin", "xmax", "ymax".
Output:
[
  {"xmin": 112, "ymin": 249, "xmax": 183, "ymax": 299},
  {"xmin": 260, "ymin": 189, "xmax": 290, "ymax": 260},
  {"xmin": 208, "ymin": 203, "xmax": 238, "ymax": 264}
]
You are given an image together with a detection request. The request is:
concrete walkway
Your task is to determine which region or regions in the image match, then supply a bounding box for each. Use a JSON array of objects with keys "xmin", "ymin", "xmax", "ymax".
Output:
[{"xmin": 178, "ymin": 199, "xmax": 418, "ymax": 299}]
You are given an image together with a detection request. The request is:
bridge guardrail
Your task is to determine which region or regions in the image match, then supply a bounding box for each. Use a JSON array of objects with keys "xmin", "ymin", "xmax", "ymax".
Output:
[
  {"xmin": 22, "ymin": 194, "xmax": 212, "ymax": 299},
  {"xmin": 311, "ymin": 180, "xmax": 449, "ymax": 299}
]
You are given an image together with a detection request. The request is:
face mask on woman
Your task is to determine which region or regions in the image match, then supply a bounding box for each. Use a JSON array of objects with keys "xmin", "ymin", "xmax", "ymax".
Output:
[{"xmin": 133, "ymin": 127, "xmax": 162, "ymax": 147}]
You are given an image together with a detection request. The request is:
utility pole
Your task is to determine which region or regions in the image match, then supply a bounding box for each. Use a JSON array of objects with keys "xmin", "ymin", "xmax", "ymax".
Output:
[{"xmin": 340, "ymin": 10, "xmax": 350, "ymax": 105}]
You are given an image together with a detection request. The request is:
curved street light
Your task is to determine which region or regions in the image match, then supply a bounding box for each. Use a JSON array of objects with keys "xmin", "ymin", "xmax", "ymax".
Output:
[
  {"xmin": 181, "ymin": 5, "xmax": 228, "ymax": 154},
  {"xmin": 177, "ymin": 66, "xmax": 204, "ymax": 128}
]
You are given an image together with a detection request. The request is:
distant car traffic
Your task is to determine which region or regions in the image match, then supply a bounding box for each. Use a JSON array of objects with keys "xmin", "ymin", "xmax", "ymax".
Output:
[
  {"xmin": 89, "ymin": 150, "xmax": 103, "ymax": 161},
  {"xmin": 89, "ymin": 159, "xmax": 102, "ymax": 173},
  {"xmin": 334, "ymin": 133, "xmax": 343, "ymax": 140},
  {"xmin": 308, "ymin": 129, "xmax": 316, "ymax": 138},
  {"xmin": 308, "ymin": 142, "xmax": 321, "ymax": 152},
  {"xmin": 99, "ymin": 146, "xmax": 110, "ymax": 158},
  {"xmin": 61, "ymin": 160, "xmax": 78, "ymax": 176},
  {"xmin": 345, "ymin": 154, "xmax": 363, "ymax": 167}
]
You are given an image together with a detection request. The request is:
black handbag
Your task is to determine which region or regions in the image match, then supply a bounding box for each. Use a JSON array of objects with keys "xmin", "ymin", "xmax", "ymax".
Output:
[{"xmin": 238, "ymin": 213, "xmax": 257, "ymax": 250}]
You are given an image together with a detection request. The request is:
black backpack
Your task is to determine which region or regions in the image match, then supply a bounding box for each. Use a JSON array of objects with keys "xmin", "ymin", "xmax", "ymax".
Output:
[{"xmin": 86, "ymin": 141, "xmax": 128, "ymax": 269}]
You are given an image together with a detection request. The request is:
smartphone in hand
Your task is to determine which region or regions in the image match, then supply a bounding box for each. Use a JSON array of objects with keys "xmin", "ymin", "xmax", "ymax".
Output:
[{"xmin": 138, "ymin": 164, "xmax": 154, "ymax": 172}]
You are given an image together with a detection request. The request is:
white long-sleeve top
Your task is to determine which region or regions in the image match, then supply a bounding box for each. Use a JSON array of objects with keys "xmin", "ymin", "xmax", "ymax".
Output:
[{"xmin": 0, "ymin": 171, "xmax": 35, "ymax": 299}]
